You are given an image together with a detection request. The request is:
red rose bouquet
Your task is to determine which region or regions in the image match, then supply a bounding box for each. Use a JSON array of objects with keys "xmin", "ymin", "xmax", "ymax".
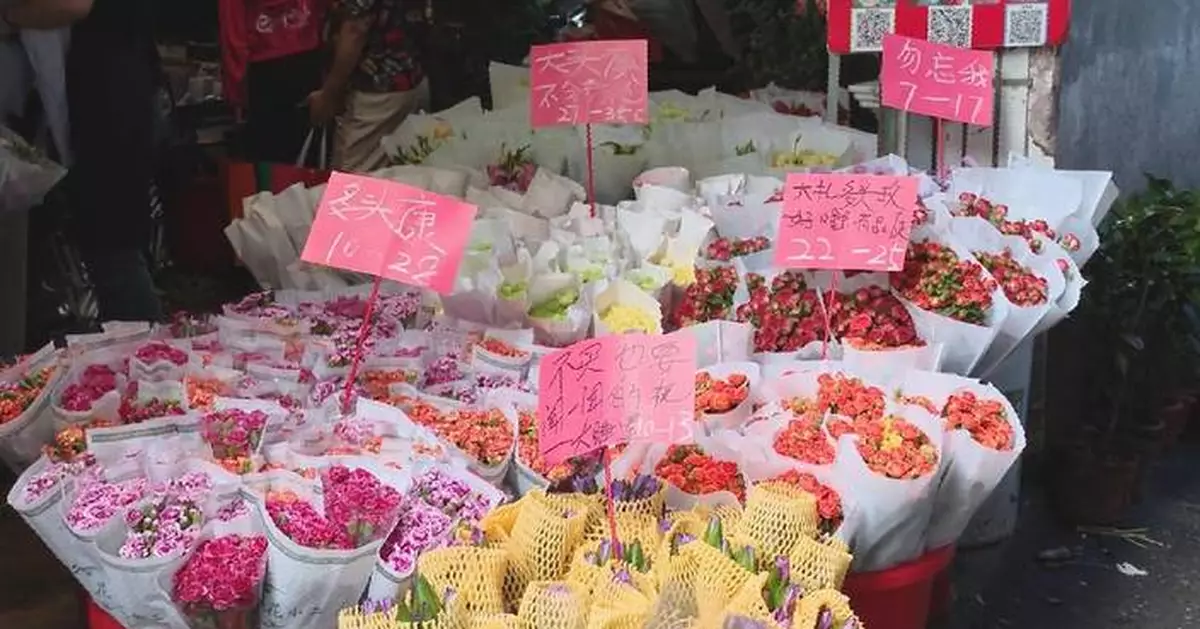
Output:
[
  {"xmin": 654, "ymin": 444, "xmax": 746, "ymax": 502},
  {"xmin": 942, "ymin": 390, "xmax": 1014, "ymax": 451},
  {"xmin": 890, "ymin": 240, "xmax": 996, "ymax": 326},
  {"xmin": 973, "ymin": 248, "xmax": 1049, "ymax": 307},
  {"xmin": 704, "ymin": 236, "xmax": 771, "ymax": 262},
  {"xmin": 827, "ymin": 286, "xmax": 922, "ymax": 349},
  {"xmin": 952, "ymin": 192, "xmax": 1084, "ymax": 253},
  {"xmin": 734, "ymin": 271, "xmax": 829, "ymax": 353},
  {"xmin": 172, "ymin": 534, "xmax": 268, "ymax": 629},
  {"xmin": 671, "ymin": 265, "xmax": 739, "ymax": 328}
]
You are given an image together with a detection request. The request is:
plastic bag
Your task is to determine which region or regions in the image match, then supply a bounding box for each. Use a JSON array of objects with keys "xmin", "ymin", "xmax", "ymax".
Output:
[{"xmin": 0, "ymin": 125, "xmax": 66, "ymax": 213}]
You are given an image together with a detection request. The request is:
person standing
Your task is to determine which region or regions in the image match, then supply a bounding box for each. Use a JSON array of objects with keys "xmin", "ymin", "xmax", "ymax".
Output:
[
  {"xmin": 3, "ymin": 0, "xmax": 165, "ymax": 322},
  {"xmin": 220, "ymin": 0, "xmax": 328, "ymax": 164},
  {"xmin": 306, "ymin": 0, "xmax": 428, "ymax": 172}
]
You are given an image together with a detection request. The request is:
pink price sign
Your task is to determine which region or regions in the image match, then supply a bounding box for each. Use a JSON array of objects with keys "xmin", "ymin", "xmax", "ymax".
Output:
[
  {"xmin": 536, "ymin": 331, "xmax": 696, "ymax": 465},
  {"xmin": 880, "ymin": 34, "xmax": 995, "ymax": 126},
  {"xmin": 300, "ymin": 172, "xmax": 476, "ymax": 294},
  {"xmin": 529, "ymin": 40, "xmax": 649, "ymax": 128},
  {"xmin": 773, "ymin": 173, "xmax": 919, "ymax": 272}
]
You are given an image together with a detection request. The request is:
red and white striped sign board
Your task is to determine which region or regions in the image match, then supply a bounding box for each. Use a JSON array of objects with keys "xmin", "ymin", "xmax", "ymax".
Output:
[{"xmin": 827, "ymin": 0, "xmax": 1070, "ymax": 54}]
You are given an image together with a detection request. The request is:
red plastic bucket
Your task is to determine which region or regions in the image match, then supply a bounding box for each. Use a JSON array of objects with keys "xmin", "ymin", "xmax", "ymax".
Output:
[
  {"xmin": 843, "ymin": 546, "xmax": 956, "ymax": 629},
  {"xmin": 86, "ymin": 596, "xmax": 125, "ymax": 629},
  {"xmin": 929, "ymin": 545, "xmax": 957, "ymax": 619}
]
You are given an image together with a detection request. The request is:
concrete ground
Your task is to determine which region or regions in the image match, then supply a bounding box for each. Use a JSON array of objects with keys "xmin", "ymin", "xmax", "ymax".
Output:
[
  {"xmin": 2, "ymin": 445, "xmax": 1198, "ymax": 629},
  {"xmin": 945, "ymin": 443, "xmax": 1200, "ymax": 629}
]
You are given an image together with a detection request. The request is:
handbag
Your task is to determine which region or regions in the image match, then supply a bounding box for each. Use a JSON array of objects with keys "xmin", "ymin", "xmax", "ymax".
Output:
[{"xmin": 224, "ymin": 127, "xmax": 331, "ymax": 221}]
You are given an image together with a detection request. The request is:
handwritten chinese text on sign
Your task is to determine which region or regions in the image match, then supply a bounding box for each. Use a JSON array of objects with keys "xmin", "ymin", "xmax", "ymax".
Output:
[
  {"xmin": 773, "ymin": 173, "xmax": 919, "ymax": 272},
  {"xmin": 529, "ymin": 40, "xmax": 649, "ymax": 128},
  {"xmin": 300, "ymin": 172, "xmax": 476, "ymax": 294},
  {"xmin": 880, "ymin": 34, "xmax": 995, "ymax": 127},
  {"xmin": 536, "ymin": 331, "xmax": 696, "ymax": 465}
]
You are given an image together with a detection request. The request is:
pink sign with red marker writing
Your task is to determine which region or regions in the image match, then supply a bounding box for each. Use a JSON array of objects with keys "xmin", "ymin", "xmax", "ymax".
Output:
[
  {"xmin": 529, "ymin": 40, "xmax": 650, "ymax": 128},
  {"xmin": 880, "ymin": 34, "xmax": 995, "ymax": 126},
  {"xmin": 774, "ymin": 173, "xmax": 919, "ymax": 272},
  {"xmin": 536, "ymin": 331, "xmax": 696, "ymax": 465},
  {"xmin": 300, "ymin": 172, "xmax": 476, "ymax": 294}
]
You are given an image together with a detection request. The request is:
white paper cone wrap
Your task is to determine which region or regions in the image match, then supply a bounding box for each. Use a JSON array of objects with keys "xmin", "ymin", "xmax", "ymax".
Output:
[{"xmin": 924, "ymin": 381, "xmax": 1026, "ymax": 550}]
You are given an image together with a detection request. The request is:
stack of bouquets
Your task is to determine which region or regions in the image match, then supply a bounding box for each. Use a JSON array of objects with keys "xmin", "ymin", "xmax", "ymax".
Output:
[
  {"xmin": 337, "ymin": 472, "xmax": 863, "ymax": 629},
  {"xmin": 738, "ymin": 361, "xmax": 1024, "ymax": 570}
]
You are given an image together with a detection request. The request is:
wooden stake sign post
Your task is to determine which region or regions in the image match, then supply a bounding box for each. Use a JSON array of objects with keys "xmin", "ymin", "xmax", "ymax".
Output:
[
  {"xmin": 528, "ymin": 39, "xmax": 652, "ymax": 545},
  {"xmin": 879, "ymin": 33, "xmax": 996, "ymax": 179},
  {"xmin": 300, "ymin": 172, "xmax": 478, "ymax": 411},
  {"xmin": 528, "ymin": 39, "xmax": 650, "ymax": 216}
]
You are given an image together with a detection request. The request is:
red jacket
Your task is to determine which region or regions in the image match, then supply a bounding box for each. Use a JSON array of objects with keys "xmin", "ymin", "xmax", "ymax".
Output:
[{"xmin": 219, "ymin": 0, "xmax": 327, "ymax": 108}]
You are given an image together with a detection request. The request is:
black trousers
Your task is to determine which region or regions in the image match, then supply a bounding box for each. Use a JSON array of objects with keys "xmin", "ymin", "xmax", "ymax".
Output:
[
  {"xmin": 244, "ymin": 49, "xmax": 324, "ymax": 164},
  {"xmin": 66, "ymin": 29, "xmax": 163, "ymax": 322}
]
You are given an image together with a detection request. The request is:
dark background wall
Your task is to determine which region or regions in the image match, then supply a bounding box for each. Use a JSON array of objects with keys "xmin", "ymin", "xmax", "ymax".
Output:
[{"xmin": 1057, "ymin": 0, "xmax": 1200, "ymax": 194}]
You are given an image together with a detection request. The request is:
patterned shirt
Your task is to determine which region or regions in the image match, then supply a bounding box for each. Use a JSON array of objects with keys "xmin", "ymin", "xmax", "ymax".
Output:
[{"xmin": 338, "ymin": 0, "xmax": 424, "ymax": 93}]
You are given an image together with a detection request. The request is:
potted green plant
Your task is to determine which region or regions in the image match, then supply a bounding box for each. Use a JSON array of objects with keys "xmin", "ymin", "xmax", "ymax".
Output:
[{"xmin": 1049, "ymin": 176, "xmax": 1200, "ymax": 524}]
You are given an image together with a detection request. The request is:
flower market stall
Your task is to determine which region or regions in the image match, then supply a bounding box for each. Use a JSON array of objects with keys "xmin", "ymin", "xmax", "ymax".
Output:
[{"xmin": 0, "ymin": 38, "xmax": 1118, "ymax": 629}]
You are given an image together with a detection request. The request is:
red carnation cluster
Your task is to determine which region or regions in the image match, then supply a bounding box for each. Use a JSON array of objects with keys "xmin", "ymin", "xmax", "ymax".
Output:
[
  {"xmin": 942, "ymin": 390, "xmax": 1015, "ymax": 451},
  {"xmin": 735, "ymin": 271, "xmax": 829, "ymax": 353},
  {"xmin": 890, "ymin": 241, "xmax": 995, "ymax": 325},
  {"xmin": 974, "ymin": 249, "xmax": 1049, "ymax": 307},
  {"xmin": 654, "ymin": 444, "xmax": 746, "ymax": 501},
  {"xmin": 704, "ymin": 236, "xmax": 771, "ymax": 261},
  {"xmin": 827, "ymin": 286, "xmax": 922, "ymax": 348},
  {"xmin": 671, "ymin": 265, "xmax": 739, "ymax": 328}
]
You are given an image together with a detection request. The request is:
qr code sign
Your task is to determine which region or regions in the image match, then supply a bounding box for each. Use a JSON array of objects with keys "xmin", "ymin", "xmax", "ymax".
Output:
[
  {"xmin": 1005, "ymin": 3, "xmax": 1048, "ymax": 47},
  {"xmin": 851, "ymin": 8, "xmax": 896, "ymax": 52},
  {"xmin": 927, "ymin": 6, "xmax": 972, "ymax": 49}
]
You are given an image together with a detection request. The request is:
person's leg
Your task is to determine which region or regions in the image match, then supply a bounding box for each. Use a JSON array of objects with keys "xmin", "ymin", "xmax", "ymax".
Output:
[
  {"xmin": 332, "ymin": 79, "xmax": 431, "ymax": 172},
  {"xmin": 67, "ymin": 40, "xmax": 163, "ymax": 323}
]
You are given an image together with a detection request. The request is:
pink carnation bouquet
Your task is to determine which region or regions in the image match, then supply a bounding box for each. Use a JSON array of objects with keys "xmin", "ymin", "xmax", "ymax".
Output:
[
  {"xmin": 265, "ymin": 465, "xmax": 403, "ymax": 550},
  {"xmin": 200, "ymin": 409, "xmax": 269, "ymax": 460},
  {"xmin": 172, "ymin": 534, "xmax": 268, "ymax": 629}
]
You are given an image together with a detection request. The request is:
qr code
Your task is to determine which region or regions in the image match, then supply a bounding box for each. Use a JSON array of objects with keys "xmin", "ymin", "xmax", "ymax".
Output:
[
  {"xmin": 1005, "ymin": 3, "xmax": 1048, "ymax": 47},
  {"xmin": 927, "ymin": 6, "xmax": 972, "ymax": 48},
  {"xmin": 851, "ymin": 8, "xmax": 895, "ymax": 52}
]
